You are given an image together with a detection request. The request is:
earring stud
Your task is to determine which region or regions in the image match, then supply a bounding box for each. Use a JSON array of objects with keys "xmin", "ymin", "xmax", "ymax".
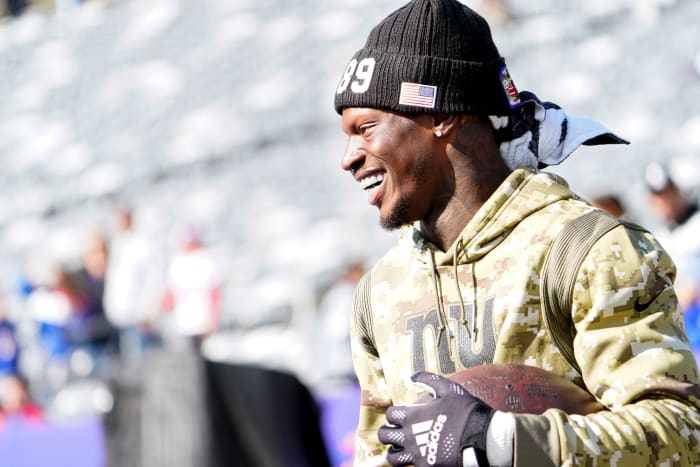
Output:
[{"xmin": 434, "ymin": 129, "xmax": 443, "ymax": 137}]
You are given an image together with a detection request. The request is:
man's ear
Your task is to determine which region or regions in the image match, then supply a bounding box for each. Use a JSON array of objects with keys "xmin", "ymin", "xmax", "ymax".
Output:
[{"xmin": 432, "ymin": 114, "xmax": 462, "ymax": 137}]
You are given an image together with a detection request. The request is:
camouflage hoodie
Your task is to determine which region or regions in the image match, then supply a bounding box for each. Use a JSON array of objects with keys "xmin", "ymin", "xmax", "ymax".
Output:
[{"xmin": 350, "ymin": 167, "xmax": 700, "ymax": 466}]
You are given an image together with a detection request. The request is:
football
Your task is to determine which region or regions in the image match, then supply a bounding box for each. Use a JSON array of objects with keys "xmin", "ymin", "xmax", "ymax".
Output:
[{"xmin": 421, "ymin": 363, "xmax": 604, "ymax": 415}]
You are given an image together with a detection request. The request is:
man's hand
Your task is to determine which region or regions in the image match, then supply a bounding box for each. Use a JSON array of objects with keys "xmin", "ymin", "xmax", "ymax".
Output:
[{"xmin": 377, "ymin": 372, "xmax": 495, "ymax": 467}]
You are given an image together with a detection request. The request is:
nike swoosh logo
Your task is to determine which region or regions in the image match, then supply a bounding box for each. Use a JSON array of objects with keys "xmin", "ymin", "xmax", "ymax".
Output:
[{"xmin": 634, "ymin": 288, "xmax": 666, "ymax": 312}]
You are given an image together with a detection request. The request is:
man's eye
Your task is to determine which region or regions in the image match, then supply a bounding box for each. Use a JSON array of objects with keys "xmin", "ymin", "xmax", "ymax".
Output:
[{"xmin": 359, "ymin": 124, "xmax": 374, "ymax": 135}]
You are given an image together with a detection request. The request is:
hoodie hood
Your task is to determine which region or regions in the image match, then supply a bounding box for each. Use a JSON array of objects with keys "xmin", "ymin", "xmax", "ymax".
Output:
[{"xmin": 413, "ymin": 167, "xmax": 580, "ymax": 266}]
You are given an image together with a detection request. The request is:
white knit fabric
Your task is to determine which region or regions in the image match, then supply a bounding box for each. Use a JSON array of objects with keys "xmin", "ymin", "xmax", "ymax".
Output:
[{"xmin": 491, "ymin": 91, "xmax": 627, "ymax": 170}]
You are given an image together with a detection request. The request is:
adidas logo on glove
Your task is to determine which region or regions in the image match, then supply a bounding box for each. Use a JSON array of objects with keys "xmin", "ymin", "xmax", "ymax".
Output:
[{"xmin": 411, "ymin": 414, "xmax": 448, "ymax": 465}]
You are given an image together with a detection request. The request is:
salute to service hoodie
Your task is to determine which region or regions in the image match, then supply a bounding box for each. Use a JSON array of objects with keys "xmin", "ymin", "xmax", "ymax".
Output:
[{"xmin": 350, "ymin": 167, "xmax": 700, "ymax": 466}]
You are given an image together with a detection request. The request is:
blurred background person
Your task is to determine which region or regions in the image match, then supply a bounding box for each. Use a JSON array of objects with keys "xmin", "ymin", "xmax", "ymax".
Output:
[
  {"xmin": 645, "ymin": 161, "xmax": 700, "ymax": 305},
  {"xmin": 0, "ymin": 374, "xmax": 43, "ymax": 430},
  {"xmin": 645, "ymin": 161, "xmax": 700, "ymax": 353},
  {"xmin": 24, "ymin": 263, "xmax": 85, "ymax": 395},
  {"xmin": 311, "ymin": 259, "xmax": 366, "ymax": 467},
  {"xmin": 0, "ymin": 295, "xmax": 20, "ymax": 380},
  {"xmin": 67, "ymin": 228, "xmax": 116, "ymax": 378},
  {"xmin": 2, "ymin": 0, "xmax": 26, "ymax": 16},
  {"xmin": 312, "ymin": 259, "xmax": 365, "ymax": 389},
  {"xmin": 645, "ymin": 161, "xmax": 700, "ymax": 239},
  {"xmin": 590, "ymin": 193, "xmax": 626, "ymax": 219},
  {"xmin": 103, "ymin": 205, "xmax": 165, "ymax": 364},
  {"xmin": 160, "ymin": 225, "xmax": 221, "ymax": 351}
]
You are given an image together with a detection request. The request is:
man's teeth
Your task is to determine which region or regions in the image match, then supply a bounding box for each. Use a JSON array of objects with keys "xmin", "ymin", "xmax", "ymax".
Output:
[{"xmin": 360, "ymin": 174, "xmax": 384, "ymax": 190}]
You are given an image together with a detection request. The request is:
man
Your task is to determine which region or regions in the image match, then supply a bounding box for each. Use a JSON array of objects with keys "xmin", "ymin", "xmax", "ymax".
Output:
[
  {"xmin": 314, "ymin": 259, "xmax": 366, "ymax": 386},
  {"xmin": 644, "ymin": 162, "xmax": 700, "ymax": 358},
  {"xmin": 645, "ymin": 161, "xmax": 700, "ymax": 309},
  {"xmin": 589, "ymin": 194, "xmax": 626, "ymax": 219},
  {"xmin": 333, "ymin": 1, "xmax": 700, "ymax": 466},
  {"xmin": 161, "ymin": 226, "xmax": 221, "ymax": 349},
  {"xmin": 103, "ymin": 205, "xmax": 165, "ymax": 362}
]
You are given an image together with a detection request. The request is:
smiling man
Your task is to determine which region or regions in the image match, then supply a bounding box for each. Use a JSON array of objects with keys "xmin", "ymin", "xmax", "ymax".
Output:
[{"xmin": 333, "ymin": 1, "xmax": 700, "ymax": 467}]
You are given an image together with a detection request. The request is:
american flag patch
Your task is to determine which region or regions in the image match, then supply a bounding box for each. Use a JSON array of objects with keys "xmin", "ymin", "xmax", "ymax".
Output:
[{"xmin": 398, "ymin": 82, "xmax": 437, "ymax": 109}]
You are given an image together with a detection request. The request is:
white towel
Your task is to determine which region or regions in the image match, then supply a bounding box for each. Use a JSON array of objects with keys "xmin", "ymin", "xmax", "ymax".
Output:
[{"xmin": 490, "ymin": 91, "xmax": 628, "ymax": 170}]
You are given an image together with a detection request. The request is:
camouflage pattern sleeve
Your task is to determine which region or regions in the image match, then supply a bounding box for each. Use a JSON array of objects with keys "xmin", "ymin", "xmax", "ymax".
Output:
[
  {"xmin": 349, "ymin": 271, "xmax": 393, "ymax": 467},
  {"xmin": 514, "ymin": 225, "xmax": 700, "ymax": 466}
]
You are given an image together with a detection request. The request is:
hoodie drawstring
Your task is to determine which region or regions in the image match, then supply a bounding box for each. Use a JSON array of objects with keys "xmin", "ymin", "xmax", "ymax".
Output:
[
  {"xmin": 453, "ymin": 237, "xmax": 472, "ymax": 338},
  {"xmin": 428, "ymin": 237, "xmax": 474, "ymax": 343},
  {"xmin": 470, "ymin": 262, "xmax": 478, "ymax": 338},
  {"xmin": 428, "ymin": 248, "xmax": 449, "ymax": 343}
]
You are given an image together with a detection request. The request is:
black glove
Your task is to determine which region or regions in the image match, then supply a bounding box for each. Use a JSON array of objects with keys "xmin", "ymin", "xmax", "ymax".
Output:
[{"xmin": 377, "ymin": 372, "xmax": 495, "ymax": 467}]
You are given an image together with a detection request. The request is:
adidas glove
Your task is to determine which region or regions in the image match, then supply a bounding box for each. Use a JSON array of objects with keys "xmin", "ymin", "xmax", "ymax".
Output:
[{"xmin": 377, "ymin": 371, "xmax": 495, "ymax": 467}]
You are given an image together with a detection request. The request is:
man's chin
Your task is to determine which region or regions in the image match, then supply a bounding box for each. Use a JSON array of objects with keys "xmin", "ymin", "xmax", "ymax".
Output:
[
  {"xmin": 379, "ymin": 218, "xmax": 405, "ymax": 231},
  {"xmin": 379, "ymin": 204, "xmax": 410, "ymax": 231}
]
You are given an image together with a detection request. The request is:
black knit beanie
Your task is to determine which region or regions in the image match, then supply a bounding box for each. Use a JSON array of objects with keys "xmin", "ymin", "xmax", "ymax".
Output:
[{"xmin": 333, "ymin": 0, "xmax": 520, "ymax": 115}]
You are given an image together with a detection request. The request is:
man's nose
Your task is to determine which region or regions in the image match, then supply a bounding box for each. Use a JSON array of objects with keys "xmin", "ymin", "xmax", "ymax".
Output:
[{"xmin": 341, "ymin": 142, "xmax": 365, "ymax": 175}]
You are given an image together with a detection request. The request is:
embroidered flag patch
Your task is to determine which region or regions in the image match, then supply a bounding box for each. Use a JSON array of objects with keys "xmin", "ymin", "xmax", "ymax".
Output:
[{"xmin": 398, "ymin": 82, "xmax": 437, "ymax": 108}]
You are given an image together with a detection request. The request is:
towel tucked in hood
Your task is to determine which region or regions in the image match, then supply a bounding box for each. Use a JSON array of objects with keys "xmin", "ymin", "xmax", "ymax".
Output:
[{"xmin": 490, "ymin": 91, "xmax": 628, "ymax": 170}]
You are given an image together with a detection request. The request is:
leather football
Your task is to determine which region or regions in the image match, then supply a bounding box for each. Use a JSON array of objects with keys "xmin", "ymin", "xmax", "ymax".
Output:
[{"xmin": 419, "ymin": 364, "xmax": 604, "ymax": 415}]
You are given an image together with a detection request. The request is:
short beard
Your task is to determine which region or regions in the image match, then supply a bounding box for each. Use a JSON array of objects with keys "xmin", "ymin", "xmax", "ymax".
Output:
[
  {"xmin": 379, "ymin": 153, "xmax": 427, "ymax": 231},
  {"xmin": 380, "ymin": 198, "xmax": 410, "ymax": 231}
]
